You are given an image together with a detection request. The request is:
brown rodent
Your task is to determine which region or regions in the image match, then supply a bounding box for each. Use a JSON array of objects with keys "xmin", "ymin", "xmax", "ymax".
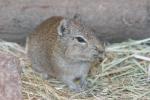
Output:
[{"xmin": 26, "ymin": 16, "xmax": 105, "ymax": 92}]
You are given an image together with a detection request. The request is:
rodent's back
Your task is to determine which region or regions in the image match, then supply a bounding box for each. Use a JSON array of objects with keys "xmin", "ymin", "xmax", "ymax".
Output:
[
  {"xmin": 29, "ymin": 16, "xmax": 63, "ymax": 53},
  {"xmin": 27, "ymin": 16, "xmax": 63, "ymax": 75}
]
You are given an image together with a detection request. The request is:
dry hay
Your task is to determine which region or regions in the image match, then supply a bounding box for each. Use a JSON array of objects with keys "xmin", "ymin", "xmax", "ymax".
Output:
[{"xmin": 0, "ymin": 38, "xmax": 150, "ymax": 100}]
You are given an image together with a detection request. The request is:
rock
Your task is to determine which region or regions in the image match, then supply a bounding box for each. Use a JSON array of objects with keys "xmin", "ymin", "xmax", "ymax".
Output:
[{"xmin": 0, "ymin": 52, "xmax": 22, "ymax": 100}]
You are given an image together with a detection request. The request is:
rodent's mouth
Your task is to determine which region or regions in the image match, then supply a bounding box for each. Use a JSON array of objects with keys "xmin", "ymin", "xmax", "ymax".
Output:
[{"xmin": 98, "ymin": 57, "xmax": 104, "ymax": 62}]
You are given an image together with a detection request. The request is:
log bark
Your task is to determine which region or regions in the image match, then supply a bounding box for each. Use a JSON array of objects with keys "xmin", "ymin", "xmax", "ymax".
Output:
[{"xmin": 0, "ymin": 0, "xmax": 150, "ymax": 45}]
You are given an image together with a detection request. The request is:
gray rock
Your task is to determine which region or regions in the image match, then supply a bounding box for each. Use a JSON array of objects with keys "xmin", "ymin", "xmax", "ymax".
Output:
[{"xmin": 0, "ymin": 52, "xmax": 22, "ymax": 100}]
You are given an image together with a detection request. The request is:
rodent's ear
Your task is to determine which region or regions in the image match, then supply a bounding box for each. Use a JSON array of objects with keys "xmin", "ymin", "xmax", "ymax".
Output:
[
  {"xmin": 73, "ymin": 14, "xmax": 81, "ymax": 22},
  {"xmin": 57, "ymin": 19, "xmax": 69, "ymax": 36}
]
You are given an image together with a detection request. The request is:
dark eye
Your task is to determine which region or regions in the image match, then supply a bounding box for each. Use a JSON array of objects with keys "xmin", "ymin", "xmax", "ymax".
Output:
[{"xmin": 75, "ymin": 37, "xmax": 86, "ymax": 43}]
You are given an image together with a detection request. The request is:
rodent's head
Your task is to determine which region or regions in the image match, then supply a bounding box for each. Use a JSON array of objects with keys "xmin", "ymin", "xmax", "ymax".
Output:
[{"xmin": 56, "ymin": 16, "xmax": 105, "ymax": 62}]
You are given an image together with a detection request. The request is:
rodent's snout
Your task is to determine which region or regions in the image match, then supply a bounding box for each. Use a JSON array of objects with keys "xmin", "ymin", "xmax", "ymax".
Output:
[
  {"xmin": 93, "ymin": 45, "xmax": 105, "ymax": 53},
  {"xmin": 92, "ymin": 45, "xmax": 105, "ymax": 61}
]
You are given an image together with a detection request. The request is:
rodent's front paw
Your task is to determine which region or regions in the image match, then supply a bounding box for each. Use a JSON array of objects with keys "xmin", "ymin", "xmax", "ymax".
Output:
[
  {"xmin": 80, "ymin": 80, "xmax": 88, "ymax": 90},
  {"xmin": 69, "ymin": 84, "xmax": 82, "ymax": 92},
  {"xmin": 69, "ymin": 80, "xmax": 87, "ymax": 92},
  {"xmin": 66, "ymin": 81, "xmax": 84, "ymax": 92}
]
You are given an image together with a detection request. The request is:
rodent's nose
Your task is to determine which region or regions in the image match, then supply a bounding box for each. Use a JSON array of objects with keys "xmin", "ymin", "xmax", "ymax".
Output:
[
  {"xmin": 98, "ymin": 49, "xmax": 105, "ymax": 54},
  {"xmin": 94, "ymin": 45, "xmax": 105, "ymax": 53},
  {"xmin": 92, "ymin": 45, "xmax": 105, "ymax": 59},
  {"xmin": 95, "ymin": 45, "xmax": 105, "ymax": 59},
  {"xmin": 92, "ymin": 45, "xmax": 97, "ymax": 50}
]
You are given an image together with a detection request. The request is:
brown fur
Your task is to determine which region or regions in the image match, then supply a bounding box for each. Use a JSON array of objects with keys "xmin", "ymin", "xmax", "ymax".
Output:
[{"xmin": 27, "ymin": 16, "xmax": 63, "ymax": 76}]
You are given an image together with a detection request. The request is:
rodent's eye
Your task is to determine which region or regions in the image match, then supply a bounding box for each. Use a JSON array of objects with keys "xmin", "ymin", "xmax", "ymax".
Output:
[{"xmin": 75, "ymin": 37, "xmax": 86, "ymax": 43}]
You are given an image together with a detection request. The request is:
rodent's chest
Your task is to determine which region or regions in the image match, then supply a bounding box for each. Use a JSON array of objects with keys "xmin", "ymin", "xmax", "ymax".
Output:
[
  {"xmin": 51, "ymin": 54, "xmax": 91, "ymax": 77},
  {"xmin": 59, "ymin": 61, "xmax": 91, "ymax": 76}
]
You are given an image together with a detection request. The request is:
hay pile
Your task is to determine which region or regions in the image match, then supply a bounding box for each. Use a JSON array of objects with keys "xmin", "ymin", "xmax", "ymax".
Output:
[{"xmin": 0, "ymin": 38, "xmax": 150, "ymax": 100}]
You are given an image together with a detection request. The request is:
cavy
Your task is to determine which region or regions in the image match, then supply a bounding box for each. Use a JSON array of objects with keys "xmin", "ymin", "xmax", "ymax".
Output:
[{"xmin": 26, "ymin": 15, "xmax": 105, "ymax": 91}]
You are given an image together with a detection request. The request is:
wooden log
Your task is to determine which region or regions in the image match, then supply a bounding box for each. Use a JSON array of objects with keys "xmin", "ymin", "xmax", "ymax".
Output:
[{"xmin": 0, "ymin": 0, "xmax": 150, "ymax": 45}]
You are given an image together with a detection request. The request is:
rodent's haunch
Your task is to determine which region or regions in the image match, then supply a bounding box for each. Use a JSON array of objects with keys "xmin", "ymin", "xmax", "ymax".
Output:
[{"xmin": 27, "ymin": 16, "xmax": 105, "ymax": 91}]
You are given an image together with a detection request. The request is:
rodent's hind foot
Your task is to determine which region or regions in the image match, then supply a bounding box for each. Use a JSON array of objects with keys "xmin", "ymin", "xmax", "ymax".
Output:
[
  {"xmin": 40, "ymin": 73, "xmax": 49, "ymax": 79},
  {"xmin": 32, "ymin": 70, "xmax": 49, "ymax": 79}
]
